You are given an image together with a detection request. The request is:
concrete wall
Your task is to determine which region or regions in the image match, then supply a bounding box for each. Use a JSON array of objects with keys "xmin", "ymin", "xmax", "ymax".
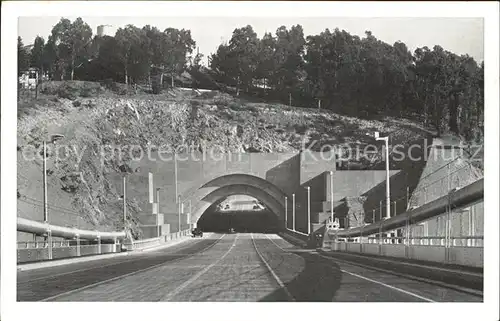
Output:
[
  {"xmin": 331, "ymin": 242, "xmax": 483, "ymax": 268},
  {"xmin": 328, "ymin": 171, "xmax": 396, "ymax": 202},
  {"xmin": 110, "ymin": 150, "xmax": 338, "ymax": 236},
  {"xmin": 17, "ymin": 244, "xmax": 119, "ymax": 264}
]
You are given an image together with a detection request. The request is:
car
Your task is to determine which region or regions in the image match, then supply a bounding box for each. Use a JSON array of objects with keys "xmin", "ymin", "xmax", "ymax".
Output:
[
  {"xmin": 191, "ymin": 228, "xmax": 203, "ymax": 237},
  {"xmin": 228, "ymin": 227, "xmax": 235, "ymax": 234}
]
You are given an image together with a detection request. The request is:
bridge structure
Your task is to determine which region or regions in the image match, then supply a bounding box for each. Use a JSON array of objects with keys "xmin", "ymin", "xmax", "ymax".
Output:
[{"xmin": 16, "ymin": 137, "xmax": 488, "ymax": 304}]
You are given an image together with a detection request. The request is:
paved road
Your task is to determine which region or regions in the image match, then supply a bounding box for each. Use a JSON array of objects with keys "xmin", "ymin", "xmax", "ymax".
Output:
[{"xmin": 17, "ymin": 233, "xmax": 482, "ymax": 302}]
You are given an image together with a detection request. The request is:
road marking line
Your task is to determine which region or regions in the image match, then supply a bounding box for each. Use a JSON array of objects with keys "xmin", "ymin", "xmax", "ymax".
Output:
[
  {"xmin": 40, "ymin": 234, "xmax": 226, "ymax": 302},
  {"xmin": 317, "ymin": 252, "xmax": 483, "ymax": 298},
  {"xmin": 326, "ymin": 250, "xmax": 482, "ymax": 277},
  {"xmin": 19, "ymin": 237, "xmax": 206, "ymax": 284},
  {"xmin": 251, "ymin": 233, "xmax": 295, "ymax": 302},
  {"xmin": 318, "ymin": 254, "xmax": 435, "ymax": 302},
  {"xmin": 162, "ymin": 234, "xmax": 239, "ymax": 301},
  {"xmin": 339, "ymin": 269, "xmax": 435, "ymax": 302}
]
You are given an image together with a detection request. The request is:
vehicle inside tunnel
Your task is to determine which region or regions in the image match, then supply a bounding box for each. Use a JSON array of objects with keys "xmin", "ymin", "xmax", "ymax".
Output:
[{"xmin": 197, "ymin": 195, "xmax": 281, "ymax": 233}]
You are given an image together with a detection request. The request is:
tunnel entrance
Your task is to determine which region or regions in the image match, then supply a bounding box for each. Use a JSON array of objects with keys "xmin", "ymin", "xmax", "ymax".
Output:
[{"xmin": 197, "ymin": 195, "xmax": 280, "ymax": 233}]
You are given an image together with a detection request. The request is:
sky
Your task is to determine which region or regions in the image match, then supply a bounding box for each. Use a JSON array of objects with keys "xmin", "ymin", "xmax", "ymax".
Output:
[{"xmin": 18, "ymin": 16, "xmax": 484, "ymax": 63}]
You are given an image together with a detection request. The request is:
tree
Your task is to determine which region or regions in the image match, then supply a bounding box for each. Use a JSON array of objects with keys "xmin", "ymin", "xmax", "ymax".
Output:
[
  {"xmin": 272, "ymin": 25, "xmax": 306, "ymax": 95},
  {"xmin": 115, "ymin": 25, "xmax": 150, "ymax": 84},
  {"xmin": 30, "ymin": 36, "xmax": 45, "ymax": 72},
  {"xmin": 18, "ymin": 36, "xmax": 30, "ymax": 75},
  {"xmin": 162, "ymin": 28, "xmax": 196, "ymax": 87},
  {"xmin": 256, "ymin": 32, "xmax": 276, "ymax": 92},
  {"xmin": 47, "ymin": 17, "xmax": 93, "ymax": 80}
]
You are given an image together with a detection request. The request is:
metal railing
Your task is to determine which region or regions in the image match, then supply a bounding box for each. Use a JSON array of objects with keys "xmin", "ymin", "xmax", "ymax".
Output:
[
  {"xmin": 360, "ymin": 157, "xmax": 482, "ymax": 226},
  {"xmin": 329, "ymin": 178, "xmax": 483, "ymax": 239},
  {"xmin": 17, "ymin": 217, "xmax": 126, "ymax": 241},
  {"xmin": 122, "ymin": 229, "xmax": 192, "ymax": 251}
]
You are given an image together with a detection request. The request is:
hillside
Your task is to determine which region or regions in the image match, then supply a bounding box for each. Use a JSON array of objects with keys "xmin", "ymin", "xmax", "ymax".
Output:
[{"xmin": 17, "ymin": 81, "xmax": 438, "ymax": 239}]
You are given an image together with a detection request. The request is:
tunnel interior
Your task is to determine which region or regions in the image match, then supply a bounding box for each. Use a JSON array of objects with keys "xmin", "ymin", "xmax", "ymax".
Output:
[{"xmin": 197, "ymin": 195, "xmax": 281, "ymax": 233}]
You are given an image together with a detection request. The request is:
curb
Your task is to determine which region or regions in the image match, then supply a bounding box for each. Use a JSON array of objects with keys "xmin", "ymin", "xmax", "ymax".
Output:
[
  {"xmin": 17, "ymin": 252, "xmax": 131, "ymax": 272},
  {"xmin": 279, "ymin": 232, "xmax": 308, "ymax": 248},
  {"xmin": 18, "ymin": 233, "xmax": 216, "ymax": 271},
  {"xmin": 317, "ymin": 249, "xmax": 483, "ymax": 294},
  {"xmin": 137, "ymin": 233, "xmax": 214, "ymax": 253}
]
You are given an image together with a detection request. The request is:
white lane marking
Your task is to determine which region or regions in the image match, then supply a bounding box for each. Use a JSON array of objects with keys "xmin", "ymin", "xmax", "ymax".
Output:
[
  {"xmin": 339, "ymin": 269, "xmax": 436, "ymax": 302},
  {"xmin": 317, "ymin": 253, "xmax": 483, "ymax": 298},
  {"xmin": 325, "ymin": 251, "xmax": 482, "ymax": 277},
  {"xmin": 19, "ymin": 237, "xmax": 206, "ymax": 284},
  {"xmin": 162, "ymin": 234, "xmax": 239, "ymax": 301},
  {"xmin": 40, "ymin": 234, "xmax": 226, "ymax": 302},
  {"xmin": 251, "ymin": 233, "xmax": 295, "ymax": 301},
  {"xmin": 318, "ymin": 254, "xmax": 436, "ymax": 302}
]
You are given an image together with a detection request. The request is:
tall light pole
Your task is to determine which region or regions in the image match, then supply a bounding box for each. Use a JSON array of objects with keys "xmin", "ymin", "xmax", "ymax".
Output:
[
  {"xmin": 156, "ymin": 188, "xmax": 161, "ymax": 237},
  {"xmin": 305, "ymin": 186, "xmax": 311, "ymax": 235},
  {"xmin": 373, "ymin": 132, "xmax": 391, "ymax": 220},
  {"xmin": 292, "ymin": 193, "xmax": 296, "ymax": 231},
  {"xmin": 187, "ymin": 199, "xmax": 192, "ymax": 231},
  {"xmin": 43, "ymin": 134, "xmax": 65, "ymax": 224},
  {"xmin": 178, "ymin": 195, "xmax": 181, "ymax": 233},
  {"xmin": 123, "ymin": 176, "xmax": 127, "ymax": 228},
  {"xmin": 329, "ymin": 171, "xmax": 334, "ymax": 226},
  {"xmin": 373, "ymin": 131, "xmax": 391, "ymax": 243},
  {"xmin": 284, "ymin": 196, "xmax": 288, "ymax": 229}
]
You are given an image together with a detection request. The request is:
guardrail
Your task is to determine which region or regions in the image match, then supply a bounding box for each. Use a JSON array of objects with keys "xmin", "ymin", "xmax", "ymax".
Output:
[
  {"xmin": 286, "ymin": 227, "xmax": 309, "ymax": 237},
  {"xmin": 17, "ymin": 217, "xmax": 126, "ymax": 241},
  {"xmin": 329, "ymin": 178, "xmax": 483, "ymax": 239},
  {"xmin": 17, "ymin": 243, "xmax": 121, "ymax": 264},
  {"xmin": 122, "ymin": 229, "xmax": 192, "ymax": 251},
  {"xmin": 325, "ymin": 179, "xmax": 484, "ymax": 268}
]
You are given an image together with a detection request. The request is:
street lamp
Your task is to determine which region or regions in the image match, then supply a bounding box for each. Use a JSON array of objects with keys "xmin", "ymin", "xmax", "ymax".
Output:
[
  {"xmin": 372, "ymin": 131, "xmax": 391, "ymax": 243},
  {"xmin": 177, "ymin": 195, "xmax": 182, "ymax": 233},
  {"xmin": 305, "ymin": 186, "xmax": 311, "ymax": 235},
  {"xmin": 371, "ymin": 132, "xmax": 391, "ymax": 221},
  {"xmin": 329, "ymin": 171, "xmax": 334, "ymax": 226},
  {"xmin": 156, "ymin": 188, "xmax": 161, "ymax": 237},
  {"xmin": 284, "ymin": 196, "xmax": 288, "ymax": 229},
  {"xmin": 122, "ymin": 176, "xmax": 127, "ymax": 228},
  {"xmin": 43, "ymin": 134, "xmax": 65, "ymax": 224},
  {"xmin": 292, "ymin": 193, "xmax": 296, "ymax": 231}
]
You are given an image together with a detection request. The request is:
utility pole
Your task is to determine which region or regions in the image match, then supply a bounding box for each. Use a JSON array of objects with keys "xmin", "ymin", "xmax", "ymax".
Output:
[
  {"xmin": 306, "ymin": 186, "xmax": 311, "ymax": 235},
  {"xmin": 178, "ymin": 195, "xmax": 181, "ymax": 233},
  {"xmin": 156, "ymin": 188, "xmax": 161, "ymax": 237},
  {"xmin": 285, "ymin": 196, "xmax": 288, "ymax": 229},
  {"xmin": 330, "ymin": 171, "xmax": 334, "ymax": 225},
  {"xmin": 123, "ymin": 176, "xmax": 127, "ymax": 227},
  {"xmin": 43, "ymin": 141, "xmax": 48, "ymax": 224}
]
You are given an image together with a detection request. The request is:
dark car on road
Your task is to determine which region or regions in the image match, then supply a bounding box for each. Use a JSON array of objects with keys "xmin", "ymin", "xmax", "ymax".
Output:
[{"xmin": 191, "ymin": 228, "xmax": 203, "ymax": 237}]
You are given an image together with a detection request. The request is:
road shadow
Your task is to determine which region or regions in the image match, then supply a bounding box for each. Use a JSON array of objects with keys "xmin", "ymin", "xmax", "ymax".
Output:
[{"xmin": 259, "ymin": 250, "xmax": 343, "ymax": 302}]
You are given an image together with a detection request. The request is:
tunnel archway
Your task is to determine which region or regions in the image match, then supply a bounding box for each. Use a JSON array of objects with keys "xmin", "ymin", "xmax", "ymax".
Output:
[{"xmin": 187, "ymin": 174, "xmax": 288, "ymax": 230}]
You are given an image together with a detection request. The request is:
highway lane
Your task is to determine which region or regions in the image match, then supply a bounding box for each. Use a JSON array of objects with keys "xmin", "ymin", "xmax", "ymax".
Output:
[
  {"xmin": 17, "ymin": 234, "xmax": 224, "ymax": 301},
  {"xmin": 19, "ymin": 232, "xmax": 482, "ymax": 302}
]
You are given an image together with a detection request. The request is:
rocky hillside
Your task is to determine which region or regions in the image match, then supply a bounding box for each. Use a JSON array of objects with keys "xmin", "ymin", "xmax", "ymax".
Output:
[{"xmin": 17, "ymin": 81, "xmax": 444, "ymax": 238}]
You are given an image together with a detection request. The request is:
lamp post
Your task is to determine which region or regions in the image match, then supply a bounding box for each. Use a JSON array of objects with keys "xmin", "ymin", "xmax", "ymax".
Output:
[
  {"xmin": 305, "ymin": 186, "xmax": 311, "ymax": 235},
  {"xmin": 123, "ymin": 176, "xmax": 127, "ymax": 228},
  {"xmin": 292, "ymin": 193, "xmax": 296, "ymax": 231},
  {"xmin": 156, "ymin": 188, "xmax": 161, "ymax": 237},
  {"xmin": 373, "ymin": 131, "xmax": 391, "ymax": 242},
  {"xmin": 43, "ymin": 134, "xmax": 65, "ymax": 224},
  {"xmin": 285, "ymin": 196, "xmax": 288, "ymax": 229},
  {"xmin": 329, "ymin": 171, "xmax": 334, "ymax": 226},
  {"xmin": 178, "ymin": 195, "xmax": 181, "ymax": 233}
]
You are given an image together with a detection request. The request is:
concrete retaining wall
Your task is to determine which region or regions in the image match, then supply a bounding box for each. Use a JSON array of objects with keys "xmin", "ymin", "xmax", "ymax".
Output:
[
  {"xmin": 17, "ymin": 244, "xmax": 120, "ymax": 264},
  {"xmin": 330, "ymin": 242, "xmax": 483, "ymax": 268}
]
